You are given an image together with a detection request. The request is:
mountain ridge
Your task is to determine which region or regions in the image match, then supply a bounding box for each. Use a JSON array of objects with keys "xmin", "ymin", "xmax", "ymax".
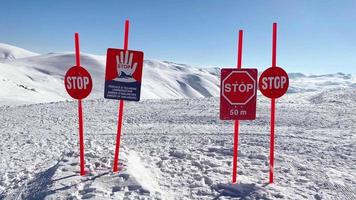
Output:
[{"xmin": 0, "ymin": 43, "xmax": 355, "ymax": 106}]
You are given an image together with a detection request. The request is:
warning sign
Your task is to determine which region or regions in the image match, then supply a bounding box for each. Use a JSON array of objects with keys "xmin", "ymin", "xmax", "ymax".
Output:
[
  {"xmin": 259, "ymin": 66, "xmax": 289, "ymax": 99},
  {"xmin": 104, "ymin": 48, "xmax": 144, "ymax": 101},
  {"xmin": 64, "ymin": 66, "xmax": 92, "ymax": 100},
  {"xmin": 220, "ymin": 68, "xmax": 258, "ymax": 120}
]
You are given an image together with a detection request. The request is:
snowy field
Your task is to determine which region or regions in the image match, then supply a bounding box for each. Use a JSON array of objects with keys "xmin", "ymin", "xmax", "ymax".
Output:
[
  {"xmin": 0, "ymin": 43, "xmax": 355, "ymax": 199},
  {"xmin": 0, "ymin": 88, "xmax": 355, "ymax": 199}
]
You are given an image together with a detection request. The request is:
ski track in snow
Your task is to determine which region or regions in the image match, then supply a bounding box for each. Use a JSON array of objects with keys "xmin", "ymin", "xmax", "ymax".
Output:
[{"xmin": 0, "ymin": 88, "xmax": 355, "ymax": 199}]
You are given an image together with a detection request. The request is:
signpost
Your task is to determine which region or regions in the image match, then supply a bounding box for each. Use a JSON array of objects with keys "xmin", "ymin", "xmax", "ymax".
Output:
[
  {"xmin": 64, "ymin": 33, "xmax": 93, "ymax": 176},
  {"xmin": 104, "ymin": 20, "xmax": 144, "ymax": 172},
  {"xmin": 220, "ymin": 30, "xmax": 258, "ymax": 183},
  {"xmin": 259, "ymin": 23, "xmax": 289, "ymax": 183}
]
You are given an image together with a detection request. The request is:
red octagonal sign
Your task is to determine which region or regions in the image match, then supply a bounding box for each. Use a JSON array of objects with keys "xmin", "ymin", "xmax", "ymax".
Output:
[{"xmin": 220, "ymin": 68, "xmax": 257, "ymax": 120}]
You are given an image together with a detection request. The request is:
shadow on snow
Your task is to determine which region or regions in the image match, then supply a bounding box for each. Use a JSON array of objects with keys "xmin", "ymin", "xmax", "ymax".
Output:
[{"xmin": 213, "ymin": 182, "xmax": 270, "ymax": 200}]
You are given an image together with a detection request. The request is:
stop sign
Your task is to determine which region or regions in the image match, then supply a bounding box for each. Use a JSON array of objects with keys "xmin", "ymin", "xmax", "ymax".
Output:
[
  {"xmin": 259, "ymin": 66, "xmax": 289, "ymax": 98},
  {"xmin": 64, "ymin": 66, "xmax": 93, "ymax": 100},
  {"xmin": 220, "ymin": 68, "xmax": 257, "ymax": 120}
]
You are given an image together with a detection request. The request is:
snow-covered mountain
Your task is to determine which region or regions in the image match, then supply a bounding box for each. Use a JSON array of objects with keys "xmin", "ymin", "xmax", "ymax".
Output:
[
  {"xmin": 287, "ymin": 72, "xmax": 356, "ymax": 93},
  {"xmin": 0, "ymin": 43, "xmax": 355, "ymax": 106},
  {"xmin": 0, "ymin": 43, "xmax": 221, "ymax": 105},
  {"xmin": 0, "ymin": 43, "xmax": 38, "ymax": 61}
]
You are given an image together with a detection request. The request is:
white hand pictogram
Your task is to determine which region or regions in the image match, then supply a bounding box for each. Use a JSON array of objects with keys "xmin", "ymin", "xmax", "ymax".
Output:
[{"xmin": 116, "ymin": 51, "xmax": 137, "ymax": 78}]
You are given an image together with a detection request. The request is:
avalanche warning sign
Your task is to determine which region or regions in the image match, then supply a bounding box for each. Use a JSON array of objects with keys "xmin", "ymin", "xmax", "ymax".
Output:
[{"xmin": 104, "ymin": 48, "xmax": 144, "ymax": 101}]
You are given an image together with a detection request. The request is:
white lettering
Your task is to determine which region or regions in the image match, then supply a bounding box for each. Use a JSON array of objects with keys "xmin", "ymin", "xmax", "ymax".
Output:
[
  {"xmin": 83, "ymin": 77, "xmax": 89, "ymax": 89},
  {"xmin": 224, "ymin": 83, "xmax": 254, "ymax": 93},
  {"xmin": 281, "ymin": 76, "xmax": 287, "ymax": 89},
  {"xmin": 262, "ymin": 76, "xmax": 287, "ymax": 89},
  {"xmin": 262, "ymin": 77, "xmax": 268, "ymax": 90},
  {"xmin": 274, "ymin": 77, "xmax": 280, "ymax": 89},
  {"xmin": 225, "ymin": 84, "xmax": 231, "ymax": 92},
  {"xmin": 66, "ymin": 76, "xmax": 90, "ymax": 90},
  {"xmin": 71, "ymin": 77, "xmax": 77, "ymax": 89},
  {"xmin": 66, "ymin": 77, "xmax": 72, "ymax": 89}
]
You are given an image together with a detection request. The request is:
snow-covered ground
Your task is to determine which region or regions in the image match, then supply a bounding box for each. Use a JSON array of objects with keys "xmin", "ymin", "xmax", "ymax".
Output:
[
  {"xmin": 0, "ymin": 43, "xmax": 355, "ymax": 199},
  {"xmin": 0, "ymin": 88, "xmax": 355, "ymax": 199}
]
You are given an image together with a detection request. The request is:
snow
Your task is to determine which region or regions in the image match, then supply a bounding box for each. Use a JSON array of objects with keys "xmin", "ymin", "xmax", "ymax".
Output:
[
  {"xmin": 0, "ymin": 88, "xmax": 355, "ymax": 199},
  {"xmin": 0, "ymin": 43, "xmax": 355, "ymax": 199},
  {"xmin": 0, "ymin": 43, "xmax": 38, "ymax": 61},
  {"xmin": 1, "ymin": 43, "xmax": 355, "ymax": 106},
  {"xmin": 288, "ymin": 72, "xmax": 356, "ymax": 93},
  {"xmin": 0, "ymin": 44, "xmax": 221, "ymax": 105}
]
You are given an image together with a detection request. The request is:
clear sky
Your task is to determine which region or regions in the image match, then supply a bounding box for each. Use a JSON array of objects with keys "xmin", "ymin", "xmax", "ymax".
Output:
[{"xmin": 1, "ymin": 0, "xmax": 356, "ymax": 74}]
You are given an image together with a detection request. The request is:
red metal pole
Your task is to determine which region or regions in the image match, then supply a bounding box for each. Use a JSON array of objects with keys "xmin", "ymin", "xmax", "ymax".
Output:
[
  {"xmin": 113, "ymin": 20, "xmax": 129, "ymax": 172},
  {"xmin": 113, "ymin": 99, "xmax": 124, "ymax": 172},
  {"xmin": 232, "ymin": 120, "xmax": 239, "ymax": 183},
  {"xmin": 75, "ymin": 33, "xmax": 81, "ymax": 67},
  {"xmin": 75, "ymin": 33, "xmax": 85, "ymax": 176},
  {"xmin": 269, "ymin": 98, "xmax": 275, "ymax": 183},
  {"xmin": 272, "ymin": 23, "xmax": 277, "ymax": 68},
  {"xmin": 124, "ymin": 20, "xmax": 129, "ymax": 50},
  {"xmin": 78, "ymin": 99, "xmax": 85, "ymax": 176},
  {"xmin": 232, "ymin": 30, "xmax": 243, "ymax": 184},
  {"xmin": 269, "ymin": 22, "xmax": 277, "ymax": 183},
  {"xmin": 237, "ymin": 30, "xmax": 243, "ymax": 69}
]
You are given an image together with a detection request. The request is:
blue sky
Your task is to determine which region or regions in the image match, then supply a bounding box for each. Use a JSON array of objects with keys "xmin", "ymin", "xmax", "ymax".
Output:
[{"xmin": 1, "ymin": 0, "xmax": 356, "ymax": 74}]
